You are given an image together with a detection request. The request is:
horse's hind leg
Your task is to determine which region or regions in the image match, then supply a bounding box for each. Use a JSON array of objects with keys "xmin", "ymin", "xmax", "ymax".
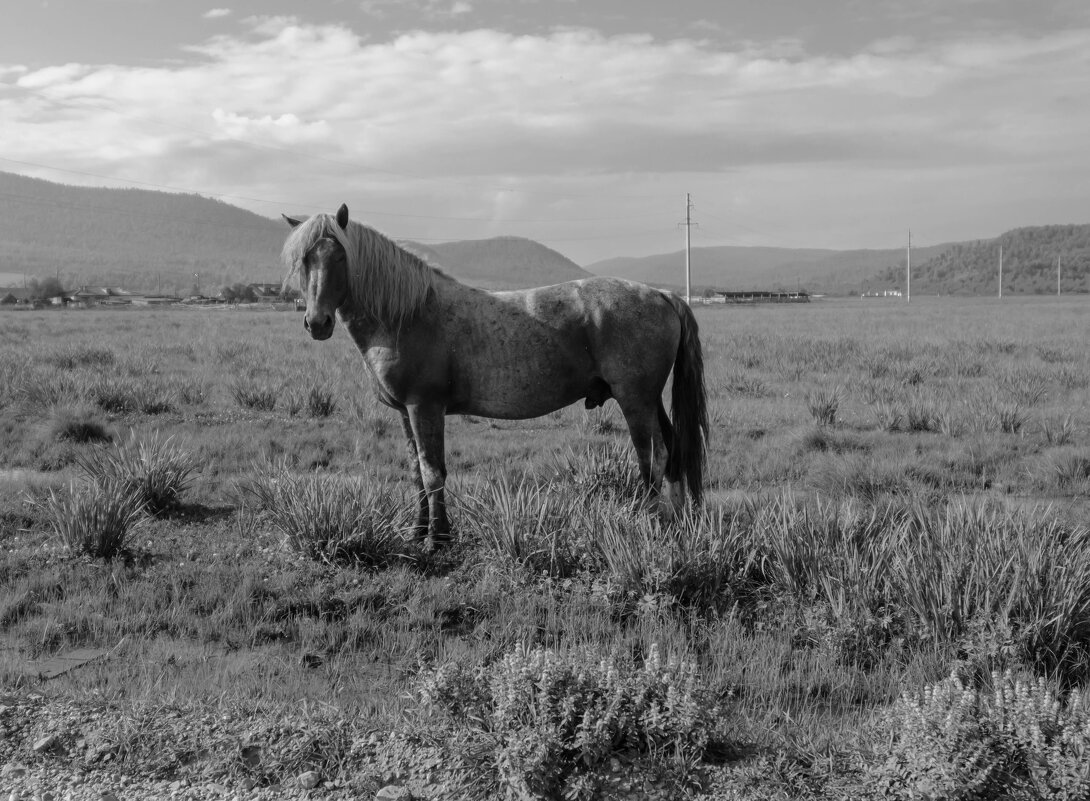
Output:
[
  {"xmin": 617, "ymin": 398, "xmax": 670, "ymax": 515},
  {"xmin": 400, "ymin": 412, "xmax": 429, "ymax": 540},
  {"xmin": 406, "ymin": 403, "xmax": 452, "ymax": 548},
  {"xmin": 657, "ymin": 400, "xmax": 685, "ymax": 513}
]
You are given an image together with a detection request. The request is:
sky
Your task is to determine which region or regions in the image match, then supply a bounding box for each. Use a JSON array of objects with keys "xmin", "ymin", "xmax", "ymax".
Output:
[{"xmin": 2, "ymin": 0, "xmax": 1090, "ymax": 265}]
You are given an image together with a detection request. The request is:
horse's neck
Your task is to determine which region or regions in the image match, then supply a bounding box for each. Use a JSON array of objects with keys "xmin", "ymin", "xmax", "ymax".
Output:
[{"xmin": 339, "ymin": 273, "xmax": 465, "ymax": 346}]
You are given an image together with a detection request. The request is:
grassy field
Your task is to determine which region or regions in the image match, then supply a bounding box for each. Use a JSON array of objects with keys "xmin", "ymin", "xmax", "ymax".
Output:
[{"xmin": 3, "ymin": 296, "xmax": 1090, "ymax": 799}]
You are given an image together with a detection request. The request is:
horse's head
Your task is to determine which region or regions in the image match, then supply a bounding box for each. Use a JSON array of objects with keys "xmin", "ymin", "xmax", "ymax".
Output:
[{"xmin": 283, "ymin": 203, "xmax": 351, "ymax": 341}]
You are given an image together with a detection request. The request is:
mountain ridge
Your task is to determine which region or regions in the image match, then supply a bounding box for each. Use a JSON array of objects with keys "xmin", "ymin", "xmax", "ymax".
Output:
[
  {"xmin": 3, "ymin": 171, "xmax": 1088, "ymax": 296},
  {"xmin": 0, "ymin": 172, "xmax": 591, "ymax": 293}
]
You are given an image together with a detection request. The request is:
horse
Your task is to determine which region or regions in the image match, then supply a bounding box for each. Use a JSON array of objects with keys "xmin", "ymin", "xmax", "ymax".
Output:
[{"xmin": 282, "ymin": 204, "xmax": 707, "ymax": 548}]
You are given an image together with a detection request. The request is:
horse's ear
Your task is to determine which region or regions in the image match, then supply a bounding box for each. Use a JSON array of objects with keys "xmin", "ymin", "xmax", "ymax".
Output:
[
  {"xmin": 335, "ymin": 204, "xmax": 349, "ymax": 230},
  {"xmin": 282, "ymin": 214, "xmax": 303, "ymax": 229}
]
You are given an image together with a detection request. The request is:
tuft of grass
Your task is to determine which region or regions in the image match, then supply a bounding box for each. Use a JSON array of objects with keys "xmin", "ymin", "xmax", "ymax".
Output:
[
  {"xmin": 230, "ymin": 378, "xmax": 279, "ymax": 411},
  {"xmin": 551, "ymin": 441, "xmax": 644, "ymax": 502},
  {"xmin": 76, "ymin": 432, "xmax": 198, "ymax": 515},
  {"xmin": 45, "ymin": 344, "xmax": 116, "ymax": 370},
  {"xmin": 306, "ymin": 386, "xmax": 337, "ymax": 418},
  {"xmin": 804, "ymin": 385, "xmax": 844, "ymax": 427},
  {"xmin": 596, "ymin": 506, "xmax": 756, "ymax": 614},
  {"xmin": 46, "ymin": 405, "xmax": 112, "ymax": 443},
  {"xmin": 870, "ymin": 400, "xmax": 902, "ymax": 432},
  {"xmin": 241, "ymin": 462, "xmax": 404, "ymax": 564},
  {"xmin": 461, "ymin": 478, "xmax": 590, "ymax": 578},
  {"xmin": 88, "ymin": 375, "xmax": 175, "ymax": 415},
  {"xmin": 39, "ymin": 477, "xmax": 146, "ymax": 559},
  {"xmin": 1041, "ymin": 413, "xmax": 1075, "ymax": 446}
]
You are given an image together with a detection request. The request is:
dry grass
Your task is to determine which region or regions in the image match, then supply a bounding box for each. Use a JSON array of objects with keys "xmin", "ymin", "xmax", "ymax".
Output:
[{"xmin": 3, "ymin": 297, "xmax": 1090, "ymax": 796}]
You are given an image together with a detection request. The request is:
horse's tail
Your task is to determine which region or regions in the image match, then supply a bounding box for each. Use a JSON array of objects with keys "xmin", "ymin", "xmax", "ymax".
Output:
[{"xmin": 664, "ymin": 293, "xmax": 708, "ymax": 505}]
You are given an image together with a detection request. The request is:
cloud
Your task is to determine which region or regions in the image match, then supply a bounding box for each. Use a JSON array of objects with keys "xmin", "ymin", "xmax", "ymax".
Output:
[
  {"xmin": 203, "ymin": 8, "xmax": 232, "ymax": 19},
  {"xmin": 2, "ymin": 19, "xmax": 1089, "ymax": 259}
]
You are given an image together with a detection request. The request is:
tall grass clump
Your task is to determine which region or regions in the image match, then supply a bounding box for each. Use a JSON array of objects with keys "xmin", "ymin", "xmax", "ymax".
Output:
[
  {"xmin": 805, "ymin": 385, "xmax": 844, "ymax": 427},
  {"xmin": 461, "ymin": 478, "xmax": 591, "ymax": 578},
  {"xmin": 88, "ymin": 375, "xmax": 174, "ymax": 414},
  {"xmin": 596, "ymin": 506, "xmax": 758, "ymax": 614},
  {"xmin": 39, "ymin": 478, "xmax": 146, "ymax": 559},
  {"xmin": 44, "ymin": 344, "xmax": 116, "ymax": 370},
  {"xmin": 305, "ymin": 386, "xmax": 337, "ymax": 418},
  {"xmin": 551, "ymin": 440, "xmax": 644, "ymax": 502},
  {"xmin": 76, "ymin": 432, "xmax": 197, "ymax": 515},
  {"xmin": 871, "ymin": 669, "xmax": 1090, "ymax": 800},
  {"xmin": 242, "ymin": 462, "xmax": 403, "ymax": 564},
  {"xmin": 230, "ymin": 378, "xmax": 279, "ymax": 411},
  {"xmin": 378, "ymin": 643, "xmax": 719, "ymax": 800},
  {"xmin": 892, "ymin": 500, "xmax": 1090, "ymax": 685}
]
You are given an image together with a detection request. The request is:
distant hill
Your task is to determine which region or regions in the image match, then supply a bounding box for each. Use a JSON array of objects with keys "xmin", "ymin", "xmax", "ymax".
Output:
[
  {"xmin": 404, "ymin": 236, "xmax": 592, "ymax": 290},
  {"xmin": 0, "ymin": 171, "xmax": 285, "ymax": 295},
  {"xmin": 0, "ymin": 171, "xmax": 591, "ymax": 295},
  {"xmin": 588, "ymin": 227, "xmax": 1090, "ymax": 296},
  {"xmin": 588, "ymin": 243, "xmax": 956, "ymax": 295},
  {"xmin": 876, "ymin": 225, "xmax": 1090, "ymax": 295}
]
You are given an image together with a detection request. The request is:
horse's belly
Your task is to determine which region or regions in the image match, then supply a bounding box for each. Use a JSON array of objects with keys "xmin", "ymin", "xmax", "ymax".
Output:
[{"xmin": 450, "ymin": 364, "xmax": 586, "ymax": 419}]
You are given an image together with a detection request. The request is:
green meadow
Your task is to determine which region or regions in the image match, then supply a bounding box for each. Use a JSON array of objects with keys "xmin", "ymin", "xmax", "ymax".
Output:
[{"xmin": 3, "ymin": 296, "xmax": 1090, "ymax": 799}]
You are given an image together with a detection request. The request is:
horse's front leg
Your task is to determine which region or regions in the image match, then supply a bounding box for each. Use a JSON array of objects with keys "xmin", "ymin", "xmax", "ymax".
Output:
[
  {"xmin": 406, "ymin": 403, "xmax": 452, "ymax": 549},
  {"xmin": 399, "ymin": 411, "xmax": 429, "ymax": 540}
]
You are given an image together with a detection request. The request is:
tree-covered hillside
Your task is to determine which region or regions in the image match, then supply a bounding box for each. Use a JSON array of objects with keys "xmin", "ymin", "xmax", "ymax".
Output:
[
  {"xmin": 0, "ymin": 171, "xmax": 284, "ymax": 295},
  {"xmin": 880, "ymin": 225, "xmax": 1090, "ymax": 295}
]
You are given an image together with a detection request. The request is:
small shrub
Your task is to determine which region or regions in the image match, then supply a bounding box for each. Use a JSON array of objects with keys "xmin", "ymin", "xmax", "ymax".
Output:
[
  {"xmin": 871, "ymin": 670, "xmax": 1090, "ymax": 800},
  {"xmin": 384, "ymin": 644, "xmax": 719, "ymax": 800},
  {"xmin": 76, "ymin": 432, "xmax": 197, "ymax": 515},
  {"xmin": 231, "ymin": 378, "xmax": 278, "ymax": 411},
  {"xmin": 40, "ymin": 478, "xmax": 146, "ymax": 559},
  {"xmin": 242, "ymin": 462, "xmax": 403, "ymax": 563}
]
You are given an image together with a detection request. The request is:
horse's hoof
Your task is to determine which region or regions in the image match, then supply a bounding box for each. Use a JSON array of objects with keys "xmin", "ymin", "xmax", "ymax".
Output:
[{"xmin": 423, "ymin": 532, "xmax": 453, "ymax": 552}]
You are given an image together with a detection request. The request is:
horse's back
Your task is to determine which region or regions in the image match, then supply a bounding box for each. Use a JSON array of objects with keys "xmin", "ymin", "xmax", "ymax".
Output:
[{"xmin": 436, "ymin": 276, "xmax": 681, "ymax": 418}]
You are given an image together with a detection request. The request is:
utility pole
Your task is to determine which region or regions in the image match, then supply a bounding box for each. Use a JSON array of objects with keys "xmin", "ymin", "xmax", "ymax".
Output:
[
  {"xmin": 998, "ymin": 245, "xmax": 1003, "ymax": 299},
  {"xmin": 906, "ymin": 229, "xmax": 911, "ymax": 304},
  {"xmin": 1058, "ymin": 254, "xmax": 1062, "ymax": 296},
  {"xmin": 680, "ymin": 193, "xmax": 694, "ymax": 304}
]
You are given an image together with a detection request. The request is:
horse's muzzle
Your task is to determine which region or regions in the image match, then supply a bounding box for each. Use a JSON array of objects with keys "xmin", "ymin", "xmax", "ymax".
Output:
[{"xmin": 304, "ymin": 313, "xmax": 335, "ymax": 340}]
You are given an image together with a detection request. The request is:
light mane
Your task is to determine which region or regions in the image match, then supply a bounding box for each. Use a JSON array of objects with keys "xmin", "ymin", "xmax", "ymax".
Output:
[{"xmin": 282, "ymin": 213, "xmax": 439, "ymax": 330}]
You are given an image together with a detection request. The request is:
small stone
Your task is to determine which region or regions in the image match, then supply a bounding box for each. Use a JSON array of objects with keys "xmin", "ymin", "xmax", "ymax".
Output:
[
  {"xmin": 375, "ymin": 786, "xmax": 414, "ymax": 801},
  {"xmin": 32, "ymin": 734, "xmax": 59, "ymax": 753},
  {"xmin": 9, "ymin": 790, "xmax": 22, "ymax": 801},
  {"xmin": 99, "ymin": 794, "xmax": 119, "ymax": 801},
  {"xmin": 238, "ymin": 777, "xmax": 256, "ymax": 791},
  {"xmin": 297, "ymin": 770, "xmax": 320, "ymax": 789},
  {"xmin": 1, "ymin": 764, "xmax": 27, "ymax": 778}
]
